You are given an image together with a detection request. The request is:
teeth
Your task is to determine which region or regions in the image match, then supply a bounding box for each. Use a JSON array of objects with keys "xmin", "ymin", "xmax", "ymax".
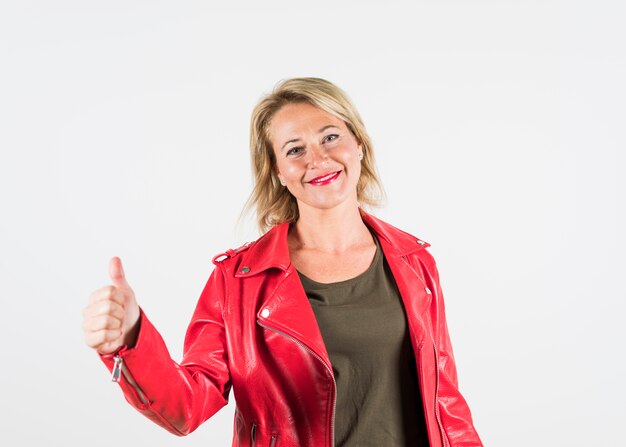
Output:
[{"xmin": 312, "ymin": 172, "xmax": 337, "ymax": 183}]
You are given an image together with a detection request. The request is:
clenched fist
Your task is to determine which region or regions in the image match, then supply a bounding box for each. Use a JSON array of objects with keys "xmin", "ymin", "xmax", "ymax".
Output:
[{"xmin": 83, "ymin": 256, "xmax": 141, "ymax": 355}]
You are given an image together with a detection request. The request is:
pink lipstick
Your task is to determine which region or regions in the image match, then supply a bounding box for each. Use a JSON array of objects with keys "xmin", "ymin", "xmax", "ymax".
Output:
[{"xmin": 308, "ymin": 171, "xmax": 341, "ymax": 185}]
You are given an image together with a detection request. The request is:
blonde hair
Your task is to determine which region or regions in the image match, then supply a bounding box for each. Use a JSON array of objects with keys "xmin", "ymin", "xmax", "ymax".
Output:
[{"xmin": 241, "ymin": 77, "xmax": 386, "ymax": 233}]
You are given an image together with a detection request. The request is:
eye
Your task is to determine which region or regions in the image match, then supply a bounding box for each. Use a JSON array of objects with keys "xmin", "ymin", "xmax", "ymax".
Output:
[
  {"xmin": 286, "ymin": 146, "xmax": 304, "ymax": 156},
  {"xmin": 323, "ymin": 134, "xmax": 339, "ymax": 143}
]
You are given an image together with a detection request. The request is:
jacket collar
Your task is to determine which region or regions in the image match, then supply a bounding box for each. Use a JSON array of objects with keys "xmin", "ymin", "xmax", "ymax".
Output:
[{"xmin": 235, "ymin": 208, "xmax": 430, "ymax": 277}]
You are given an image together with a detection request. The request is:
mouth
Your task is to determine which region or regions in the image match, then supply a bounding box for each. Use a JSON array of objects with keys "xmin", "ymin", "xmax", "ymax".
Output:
[{"xmin": 307, "ymin": 170, "xmax": 341, "ymax": 185}]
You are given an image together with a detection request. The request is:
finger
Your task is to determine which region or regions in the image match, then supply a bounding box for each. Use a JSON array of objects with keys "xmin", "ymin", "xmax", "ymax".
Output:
[
  {"xmin": 88, "ymin": 285, "xmax": 125, "ymax": 307},
  {"xmin": 84, "ymin": 328, "xmax": 123, "ymax": 350},
  {"xmin": 109, "ymin": 256, "xmax": 131, "ymax": 290},
  {"xmin": 83, "ymin": 314, "xmax": 122, "ymax": 332},
  {"xmin": 83, "ymin": 300, "xmax": 125, "ymax": 320}
]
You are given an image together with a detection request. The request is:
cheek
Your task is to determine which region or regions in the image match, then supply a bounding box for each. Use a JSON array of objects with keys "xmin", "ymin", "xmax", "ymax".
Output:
[
  {"xmin": 344, "ymin": 149, "xmax": 361, "ymax": 168},
  {"xmin": 352, "ymin": 160, "xmax": 362, "ymax": 181},
  {"xmin": 348, "ymin": 152, "xmax": 362, "ymax": 181},
  {"xmin": 277, "ymin": 160, "xmax": 303, "ymax": 181}
]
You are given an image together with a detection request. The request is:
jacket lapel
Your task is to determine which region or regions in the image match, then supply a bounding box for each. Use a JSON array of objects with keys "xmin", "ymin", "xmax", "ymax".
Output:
[
  {"xmin": 256, "ymin": 267, "xmax": 333, "ymax": 369},
  {"xmin": 241, "ymin": 210, "xmax": 432, "ymax": 370},
  {"xmin": 362, "ymin": 211, "xmax": 433, "ymax": 346},
  {"xmin": 239, "ymin": 221, "xmax": 332, "ymax": 368}
]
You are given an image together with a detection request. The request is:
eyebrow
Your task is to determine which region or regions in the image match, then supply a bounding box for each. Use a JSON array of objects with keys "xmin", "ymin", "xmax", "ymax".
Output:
[{"xmin": 280, "ymin": 125, "xmax": 340, "ymax": 152}]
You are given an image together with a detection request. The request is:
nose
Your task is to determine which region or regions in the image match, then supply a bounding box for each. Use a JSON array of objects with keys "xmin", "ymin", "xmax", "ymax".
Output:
[{"xmin": 307, "ymin": 144, "xmax": 328, "ymax": 167}]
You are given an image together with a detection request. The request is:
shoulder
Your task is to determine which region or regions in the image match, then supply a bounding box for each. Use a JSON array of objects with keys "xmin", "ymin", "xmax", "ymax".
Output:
[
  {"xmin": 211, "ymin": 240, "xmax": 257, "ymax": 266},
  {"xmin": 209, "ymin": 240, "xmax": 259, "ymax": 283},
  {"xmin": 368, "ymin": 213, "xmax": 438, "ymax": 271},
  {"xmin": 379, "ymin": 218, "xmax": 431, "ymax": 248},
  {"xmin": 209, "ymin": 224, "xmax": 279, "ymax": 268},
  {"xmin": 363, "ymin": 211, "xmax": 431, "ymax": 253},
  {"xmin": 208, "ymin": 222, "xmax": 290, "ymax": 279}
]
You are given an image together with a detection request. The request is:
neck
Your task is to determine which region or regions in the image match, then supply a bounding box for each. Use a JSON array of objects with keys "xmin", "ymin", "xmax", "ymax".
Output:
[{"xmin": 289, "ymin": 202, "xmax": 373, "ymax": 253}]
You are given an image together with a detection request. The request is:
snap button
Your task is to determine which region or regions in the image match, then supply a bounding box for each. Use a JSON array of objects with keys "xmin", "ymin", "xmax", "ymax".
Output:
[
  {"xmin": 425, "ymin": 287, "xmax": 432, "ymax": 295},
  {"xmin": 241, "ymin": 266, "xmax": 250, "ymax": 273},
  {"xmin": 261, "ymin": 308, "xmax": 270, "ymax": 318},
  {"xmin": 417, "ymin": 240, "xmax": 425, "ymax": 245}
]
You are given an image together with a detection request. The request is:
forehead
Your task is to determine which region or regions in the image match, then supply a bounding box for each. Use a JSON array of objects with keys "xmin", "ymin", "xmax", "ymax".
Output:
[{"xmin": 269, "ymin": 102, "xmax": 345, "ymax": 147}]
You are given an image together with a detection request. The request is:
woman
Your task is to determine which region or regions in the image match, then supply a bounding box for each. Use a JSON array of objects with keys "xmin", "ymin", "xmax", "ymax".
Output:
[{"xmin": 82, "ymin": 77, "xmax": 483, "ymax": 447}]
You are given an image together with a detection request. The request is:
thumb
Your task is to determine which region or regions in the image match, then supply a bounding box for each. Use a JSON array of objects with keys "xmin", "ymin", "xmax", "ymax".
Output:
[{"xmin": 109, "ymin": 256, "xmax": 131, "ymax": 289}]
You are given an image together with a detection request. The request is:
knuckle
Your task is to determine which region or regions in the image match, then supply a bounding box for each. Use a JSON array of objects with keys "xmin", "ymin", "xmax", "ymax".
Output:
[
  {"xmin": 106, "ymin": 329, "xmax": 120, "ymax": 343},
  {"xmin": 86, "ymin": 335, "xmax": 101, "ymax": 349},
  {"xmin": 85, "ymin": 331, "xmax": 102, "ymax": 348},
  {"xmin": 99, "ymin": 315, "xmax": 113, "ymax": 330},
  {"xmin": 83, "ymin": 316, "xmax": 95, "ymax": 330},
  {"xmin": 106, "ymin": 315, "xmax": 120, "ymax": 329},
  {"xmin": 93, "ymin": 331, "xmax": 105, "ymax": 345},
  {"xmin": 102, "ymin": 300, "xmax": 114, "ymax": 314},
  {"xmin": 98, "ymin": 330, "xmax": 113, "ymax": 345},
  {"xmin": 88, "ymin": 316, "xmax": 105, "ymax": 331},
  {"xmin": 111, "ymin": 302, "xmax": 123, "ymax": 317}
]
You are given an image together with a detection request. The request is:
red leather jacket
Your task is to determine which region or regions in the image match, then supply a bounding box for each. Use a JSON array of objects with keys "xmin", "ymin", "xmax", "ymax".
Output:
[{"xmin": 100, "ymin": 210, "xmax": 483, "ymax": 447}]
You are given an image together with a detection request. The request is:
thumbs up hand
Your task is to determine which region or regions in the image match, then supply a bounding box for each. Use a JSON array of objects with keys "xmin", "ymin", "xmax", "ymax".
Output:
[{"xmin": 83, "ymin": 257, "xmax": 141, "ymax": 355}]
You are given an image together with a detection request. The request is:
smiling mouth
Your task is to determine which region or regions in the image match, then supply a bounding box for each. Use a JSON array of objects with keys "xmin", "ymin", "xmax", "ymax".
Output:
[{"xmin": 308, "ymin": 171, "xmax": 341, "ymax": 185}]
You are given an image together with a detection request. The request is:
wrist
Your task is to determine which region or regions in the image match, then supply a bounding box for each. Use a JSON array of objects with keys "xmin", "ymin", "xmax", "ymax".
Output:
[{"xmin": 122, "ymin": 308, "xmax": 142, "ymax": 349}]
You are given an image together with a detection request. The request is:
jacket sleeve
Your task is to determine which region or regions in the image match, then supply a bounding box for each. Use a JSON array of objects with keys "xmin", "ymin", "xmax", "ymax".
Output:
[
  {"xmin": 98, "ymin": 263, "xmax": 232, "ymax": 436},
  {"xmin": 421, "ymin": 250, "xmax": 484, "ymax": 447}
]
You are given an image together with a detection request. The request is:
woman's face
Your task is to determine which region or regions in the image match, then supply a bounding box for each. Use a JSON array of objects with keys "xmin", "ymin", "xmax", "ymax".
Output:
[{"xmin": 269, "ymin": 102, "xmax": 363, "ymax": 214}]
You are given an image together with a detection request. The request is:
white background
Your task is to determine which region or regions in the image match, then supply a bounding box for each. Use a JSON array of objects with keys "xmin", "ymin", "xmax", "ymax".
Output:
[{"xmin": 1, "ymin": 1, "xmax": 624, "ymax": 446}]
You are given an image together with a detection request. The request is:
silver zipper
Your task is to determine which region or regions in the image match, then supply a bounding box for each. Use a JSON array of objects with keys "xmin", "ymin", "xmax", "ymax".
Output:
[
  {"xmin": 111, "ymin": 355, "xmax": 123, "ymax": 382},
  {"xmin": 111, "ymin": 354, "xmax": 149, "ymax": 405},
  {"xmin": 270, "ymin": 434, "xmax": 278, "ymax": 447},
  {"xmin": 257, "ymin": 321, "xmax": 336, "ymax": 447}
]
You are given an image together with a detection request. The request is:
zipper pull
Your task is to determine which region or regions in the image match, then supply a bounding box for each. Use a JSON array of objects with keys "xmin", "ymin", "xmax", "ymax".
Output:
[{"xmin": 111, "ymin": 355, "xmax": 123, "ymax": 382}]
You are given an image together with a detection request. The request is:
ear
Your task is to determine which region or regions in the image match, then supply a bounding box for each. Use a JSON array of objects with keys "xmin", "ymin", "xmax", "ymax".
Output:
[
  {"xmin": 272, "ymin": 163, "xmax": 280, "ymax": 179},
  {"xmin": 277, "ymin": 172, "xmax": 286, "ymax": 186}
]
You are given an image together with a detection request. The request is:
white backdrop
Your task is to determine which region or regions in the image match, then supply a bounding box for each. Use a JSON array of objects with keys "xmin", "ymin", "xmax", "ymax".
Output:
[{"xmin": 1, "ymin": 1, "xmax": 624, "ymax": 446}]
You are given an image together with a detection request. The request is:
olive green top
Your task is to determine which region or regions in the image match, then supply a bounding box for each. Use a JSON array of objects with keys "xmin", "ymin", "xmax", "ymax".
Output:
[{"xmin": 297, "ymin": 234, "xmax": 430, "ymax": 446}]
